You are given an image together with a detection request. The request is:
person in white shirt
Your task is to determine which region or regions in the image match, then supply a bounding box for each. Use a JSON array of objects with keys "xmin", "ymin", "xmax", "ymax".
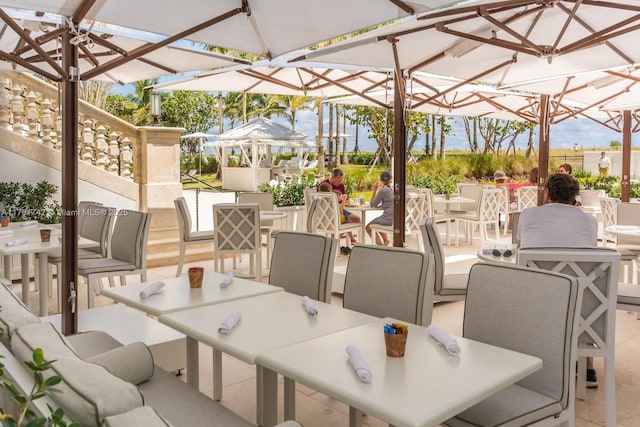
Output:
[
  {"xmin": 517, "ymin": 172, "xmax": 599, "ymax": 387},
  {"xmin": 598, "ymin": 151, "xmax": 611, "ymax": 177}
]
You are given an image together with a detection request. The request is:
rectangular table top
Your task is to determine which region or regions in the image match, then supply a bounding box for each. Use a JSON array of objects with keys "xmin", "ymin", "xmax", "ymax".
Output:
[
  {"xmin": 256, "ymin": 319, "xmax": 542, "ymax": 427},
  {"xmin": 100, "ymin": 272, "xmax": 283, "ymax": 317},
  {"xmin": 158, "ymin": 291, "xmax": 378, "ymax": 364}
]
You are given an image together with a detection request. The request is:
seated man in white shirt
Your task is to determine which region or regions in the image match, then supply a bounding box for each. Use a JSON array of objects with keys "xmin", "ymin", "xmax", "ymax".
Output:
[
  {"xmin": 518, "ymin": 173, "xmax": 597, "ymax": 248},
  {"xmin": 517, "ymin": 172, "xmax": 599, "ymax": 388}
]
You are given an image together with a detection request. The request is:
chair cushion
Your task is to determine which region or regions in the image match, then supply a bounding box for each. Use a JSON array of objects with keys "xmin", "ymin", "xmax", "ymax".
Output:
[
  {"xmin": 442, "ymin": 384, "xmax": 562, "ymax": 427},
  {"xmin": 0, "ymin": 280, "xmax": 40, "ymax": 348},
  {"xmin": 78, "ymin": 258, "xmax": 137, "ymax": 274},
  {"xmin": 87, "ymin": 342, "xmax": 155, "ymax": 385},
  {"xmin": 47, "ymin": 246, "xmax": 103, "ymax": 263},
  {"xmin": 102, "ymin": 406, "xmax": 173, "ymax": 427},
  {"xmin": 185, "ymin": 230, "xmax": 215, "ymax": 242},
  {"xmin": 440, "ymin": 273, "xmax": 469, "ymax": 293},
  {"xmin": 12, "ymin": 323, "xmax": 143, "ymax": 427},
  {"xmin": 618, "ymin": 282, "xmax": 640, "ymax": 305}
]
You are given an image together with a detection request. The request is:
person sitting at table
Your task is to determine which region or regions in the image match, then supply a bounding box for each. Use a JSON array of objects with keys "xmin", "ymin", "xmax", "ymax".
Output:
[
  {"xmin": 318, "ymin": 182, "xmax": 346, "ymax": 224},
  {"xmin": 507, "ymin": 167, "xmax": 538, "ymax": 190},
  {"xmin": 558, "ymin": 163, "xmax": 583, "ymax": 206},
  {"xmin": 317, "ymin": 168, "xmax": 361, "ymax": 242},
  {"xmin": 365, "ymin": 171, "xmax": 394, "ymax": 246},
  {"xmin": 517, "ymin": 172, "xmax": 599, "ymax": 388}
]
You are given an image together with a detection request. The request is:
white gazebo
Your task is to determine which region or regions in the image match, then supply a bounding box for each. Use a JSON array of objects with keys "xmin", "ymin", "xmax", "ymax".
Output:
[{"xmin": 206, "ymin": 117, "xmax": 310, "ymax": 191}]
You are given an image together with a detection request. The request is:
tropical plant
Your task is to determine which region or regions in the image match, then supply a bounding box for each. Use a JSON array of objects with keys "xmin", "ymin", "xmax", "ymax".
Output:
[
  {"xmin": 0, "ymin": 181, "xmax": 61, "ymax": 224},
  {"xmin": 407, "ymin": 174, "xmax": 461, "ymax": 195},
  {"xmin": 0, "ymin": 344, "xmax": 78, "ymax": 427},
  {"xmin": 258, "ymin": 174, "xmax": 317, "ymax": 207}
]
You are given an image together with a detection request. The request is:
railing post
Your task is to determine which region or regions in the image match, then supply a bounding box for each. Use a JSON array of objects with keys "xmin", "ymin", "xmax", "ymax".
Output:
[{"xmin": 136, "ymin": 126, "xmax": 185, "ymax": 243}]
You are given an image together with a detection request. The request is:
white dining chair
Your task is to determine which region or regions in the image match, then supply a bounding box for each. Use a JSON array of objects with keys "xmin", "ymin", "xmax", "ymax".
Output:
[
  {"xmin": 78, "ymin": 209, "xmax": 152, "ymax": 309},
  {"xmin": 238, "ymin": 192, "xmax": 276, "ymax": 269},
  {"xmin": 442, "ymin": 262, "xmax": 581, "ymax": 427},
  {"xmin": 517, "ymin": 247, "xmax": 620, "ymax": 427},
  {"xmin": 369, "ymin": 191, "xmax": 427, "ymax": 250},
  {"xmin": 213, "ymin": 203, "xmax": 261, "ymax": 281},
  {"xmin": 452, "ymin": 188, "xmax": 502, "ymax": 244},
  {"xmin": 174, "ymin": 197, "xmax": 215, "ymax": 277},
  {"xmin": 307, "ymin": 192, "xmax": 361, "ymax": 249}
]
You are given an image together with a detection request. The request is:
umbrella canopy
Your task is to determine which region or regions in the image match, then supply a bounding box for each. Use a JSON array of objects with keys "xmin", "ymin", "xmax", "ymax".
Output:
[
  {"xmin": 296, "ymin": 0, "xmax": 640, "ymax": 88},
  {"xmin": 218, "ymin": 117, "xmax": 307, "ymax": 141},
  {"xmin": 2, "ymin": 0, "xmax": 459, "ymax": 61},
  {"xmin": 0, "ymin": 8, "xmax": 249, "ymax": 83}
]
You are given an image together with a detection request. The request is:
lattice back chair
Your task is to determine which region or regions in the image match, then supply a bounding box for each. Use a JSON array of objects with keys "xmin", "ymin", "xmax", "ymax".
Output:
[
  {"xmin": 269, "ymin": 231, "xmax": 338, "ymax": 303},
  {"xmin": 174, "ymin": 197, "xmax": 215, "ymax": 277},
  {"xmin": 497, "ymin": 186, "xmax": 518, "ymax": 237},
  {"xmin": 78, "ymin": 209, "xmax": 152, "ymax": 308},
  {"xmin": 455, "ymin": 183, "xmax": 483, "ymax": 212},
  {"xmin": 516, "ymin": 185, "xmax": 538, "ymax": 211},
  {"xmin": 442, "ymin": 262, "xmax": 581, "ymax": 427},
  {"xmin": 238, "ymin": 192, "xmax": 276, "ymax": 269},
  {"xmin": 452, "ymin": 188, "xmax": 502, "ymax": 244},
  {"xmin": 579, "ymin": 189, "xmax": 605, "ymax": 218},
  {"xmin": 213, "ymin": 203, "xmax": 262, "ymax": 281},
  {"xmin": 517, "ymin": 247, "xmax": 620, "ymax": 427},
  {"xmin": 599, "ymin": 197, "xmax": 620, "ymax": 247},
  {"xmin": 615, "ymin": 202, "xmax": 640, "ymax": 283},
  {"xmin": 343, "ymin": 244, "xmax": 434, "ymax": 326},
  {"xmin": 420, "ymin": 218, "xmax": 468, "ymax": 302},
  {"xmin": 47, "ymin": 203, "xmax": 115, "ymax": 310},
  {"xmin": 306, "ymin": 192, "xmax": 360, "ymax": 248},
  {"xmin": 370, "ymin": 192, "xmax": 427, "ymax": 249}
]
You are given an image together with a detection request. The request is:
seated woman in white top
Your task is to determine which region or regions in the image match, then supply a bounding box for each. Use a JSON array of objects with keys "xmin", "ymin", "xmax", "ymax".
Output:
[{"xmin": 517, "ymin": 173, "xmax": 597, "ymax": 248}]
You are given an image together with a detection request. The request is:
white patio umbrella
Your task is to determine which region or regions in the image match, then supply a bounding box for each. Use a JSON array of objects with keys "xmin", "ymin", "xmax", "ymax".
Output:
[{"xmin": 0, "ymin": 0, "xmax": 465, "ymax": 330}]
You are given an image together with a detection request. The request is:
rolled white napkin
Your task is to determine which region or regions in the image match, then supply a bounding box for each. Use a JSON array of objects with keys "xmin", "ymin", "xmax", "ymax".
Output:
[
  {"xmin": 427, "ymin": 325, "xmax": 461, "ymax": 356},
  {"xmin": 345, "ymin": 345, "xmax": 372, "ymax": 383},
  {"xmin": 219, "ymin": 271, "xmax": 234, "ymax": 288},
  {"xmin": 19, "ymin": 220, "xmax": 38, "ymax": 227},
  {"xmin": 218, "ymin": 311, "xmax": 241, "ymax": 335},
  {"xmin": 0, "ymin": 230, "xmax": 13, "ymax": 237},
  {"xmin": 302, "ymin": 296, "xmax": 318, "ymax": 317},
  {"xmin": 139, "ymin": 281, "xmax": 165, "ymax": 299},
  {"xmin": 5, "ymin": 237, "xmax": 28, "ymax": 247}
]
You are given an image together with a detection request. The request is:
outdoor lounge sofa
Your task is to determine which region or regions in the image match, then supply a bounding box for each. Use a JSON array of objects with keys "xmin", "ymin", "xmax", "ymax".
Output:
[{"xmin": 0, "ymin": 278, "xmax": 298, "ymax": 427}]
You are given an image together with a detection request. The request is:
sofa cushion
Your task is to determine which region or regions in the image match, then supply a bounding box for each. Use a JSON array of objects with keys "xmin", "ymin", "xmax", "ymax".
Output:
[
  {"xmin": 0, "ymin": 280, "xmax": 40, "ymax": 348},
  {"xmin": 11, "ymin": 322, "xmax": 78, "ymax": 362},
  {"xmin": 87, "ymin": 342, "xmax": 154, "ymax": 385},
  {"xmin": 11, "ymin": 323, "xmax": 144, "ymax": 427},
  {"xmin": 47, "ymin": 357, "xmax": 145, "ymax": 427},
  {"xmin": 102, "ymin": 406, "xmax": 172, "ymax": 427}
]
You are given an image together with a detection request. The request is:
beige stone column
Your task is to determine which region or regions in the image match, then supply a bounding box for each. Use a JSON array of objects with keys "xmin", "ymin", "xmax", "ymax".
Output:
[{"xmin": 135, "ymin": 126, "xmax": 184, "ymax": 241}]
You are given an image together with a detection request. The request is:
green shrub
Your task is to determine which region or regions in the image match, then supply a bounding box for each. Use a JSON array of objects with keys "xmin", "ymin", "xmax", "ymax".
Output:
[
  {"xmin": 408, "ymin": 174, "xmax": 461, "ymax": 194},
  {"xmin": 0, "ymin": 181, "xmax": 61, "ymax": 224},
  {"xmin": 258, "ymin": 174, "xmax": 317, "ymax": 207},
  {"xmin": 347, "ymin": 152, "xmax": 376, "ymax": 165}
]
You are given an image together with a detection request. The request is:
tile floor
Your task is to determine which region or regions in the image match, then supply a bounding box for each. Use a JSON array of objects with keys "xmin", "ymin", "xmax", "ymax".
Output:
[{"xmin": 16, "ymin": 229, "xmax": 640, "ymax": 427}]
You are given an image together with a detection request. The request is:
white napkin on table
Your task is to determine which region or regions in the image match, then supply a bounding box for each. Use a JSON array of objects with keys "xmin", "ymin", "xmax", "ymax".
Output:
[
  {"xmin": 19, "ymin": 220, "xmax": 37, "ymax": 227},
  {"xmin": 5, "ymin": 237, "xmax": 28, "ymax": 247},
  {"xmin": 345, "ymin": 345, "xmax": 372, "ymax": 383},
  {"xmin": 427, "ymin": 325, "xmax": 461, "ymax": 356},
  {"xmin": 0, "ymin": 230, "xmax": 13, "ymax": 237},
  {"xmin": 139, "ymin": 281, "xmax": 165, "ymax": 299},
  {"xmin": 219, "ymin": 271, "xmax": 234, "ymax": 288},
  {"xmin": 218, "ymin": 311, "xmax": 241, "ymax": 335},
  {"xmin": 302, "ymin": 296, "xmax": 318, "ymax": 317}
]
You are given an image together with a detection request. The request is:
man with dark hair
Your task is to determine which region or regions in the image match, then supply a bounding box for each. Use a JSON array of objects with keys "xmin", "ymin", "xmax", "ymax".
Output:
[
  {"xmin": 558, "ymin": 163, "xmax": 573, "ymax": 174},
  {"xmin": 517, "ymin": 172, "xmax": 599, "ymax": 388},
  {"xmin": 518, "ymin": 173, "xmax": 596, "ymax": 247}
]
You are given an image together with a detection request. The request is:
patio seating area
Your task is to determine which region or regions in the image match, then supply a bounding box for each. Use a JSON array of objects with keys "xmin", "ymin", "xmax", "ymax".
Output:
[{"xmin": 8, "ymin": 221, "xmax": 640, "ymax": 427}]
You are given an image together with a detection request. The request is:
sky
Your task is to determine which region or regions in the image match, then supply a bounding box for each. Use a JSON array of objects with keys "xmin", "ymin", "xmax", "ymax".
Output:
[{"xmin": 111, "ymin": 82, "xmax": 635, "ymax": 153}]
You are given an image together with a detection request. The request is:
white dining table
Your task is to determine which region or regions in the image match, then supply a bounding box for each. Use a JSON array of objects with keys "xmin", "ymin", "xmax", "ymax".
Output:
[
  {"xmin": 476, "ymin": 244, "xmax": 517, "ymax": 265},
  {"xmin": 605, "ymin": 225, "xmax": 640, "ymax": 239},
  {"xmin": 158, "ymin": 291, "xmax": 378, "ymax": 425},
  {"xmin": 257, "ymin": 319, "xmax": 542, "ymax": 427},
  {"xmin": 99, "ymin": 271, "xmax": 283, "ymax": 317},
  {"xmin": 433, "ymin": 195, "xmax": 475, "ymax": 245},
  {"xmin": 0, "ymin": 222, "xmax": 94, "ymax": 315}
]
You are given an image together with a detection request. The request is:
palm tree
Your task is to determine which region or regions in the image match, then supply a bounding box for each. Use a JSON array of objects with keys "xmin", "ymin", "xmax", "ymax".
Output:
[
  {"xmin": 270, "ymin": 95, "xmax": 313, "ymax": 130},
  {"xmin": 127, "ymin": 79, "xmax": 158, "ymax": 126}
]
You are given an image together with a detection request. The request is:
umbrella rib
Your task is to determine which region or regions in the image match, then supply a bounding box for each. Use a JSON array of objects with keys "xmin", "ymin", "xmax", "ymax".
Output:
[
  {"xmin": 302, "ymin": 68, "xmax": 389, "ymax": 108},
  {"xmin": 551, "ymin": 0, "xmax": 581, "ymax": 53},
  {"xmin": 0, "ymin": 8, "xmax": 66, "ymax": 77},
  {"xmin": 73, "ymin": 0, "xmax": 99, "ymax": 23},
  {"xmin": 556, "ymin": 3, "xmax": 632, "ymax": 63},
  {"xmin": 82, "ymin": 7, "xmax": 243, "ymax": 80},
  {"xmin": 560, "ymin": 14, "xmax": 640, "ymax": 55},
  {"xmin": 477, "ymin": 7, "xmax": 544, "ymax": 56},
  {"xmin": 413, "ymin": 59, "xmax": 515, "ymax": 109}
]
